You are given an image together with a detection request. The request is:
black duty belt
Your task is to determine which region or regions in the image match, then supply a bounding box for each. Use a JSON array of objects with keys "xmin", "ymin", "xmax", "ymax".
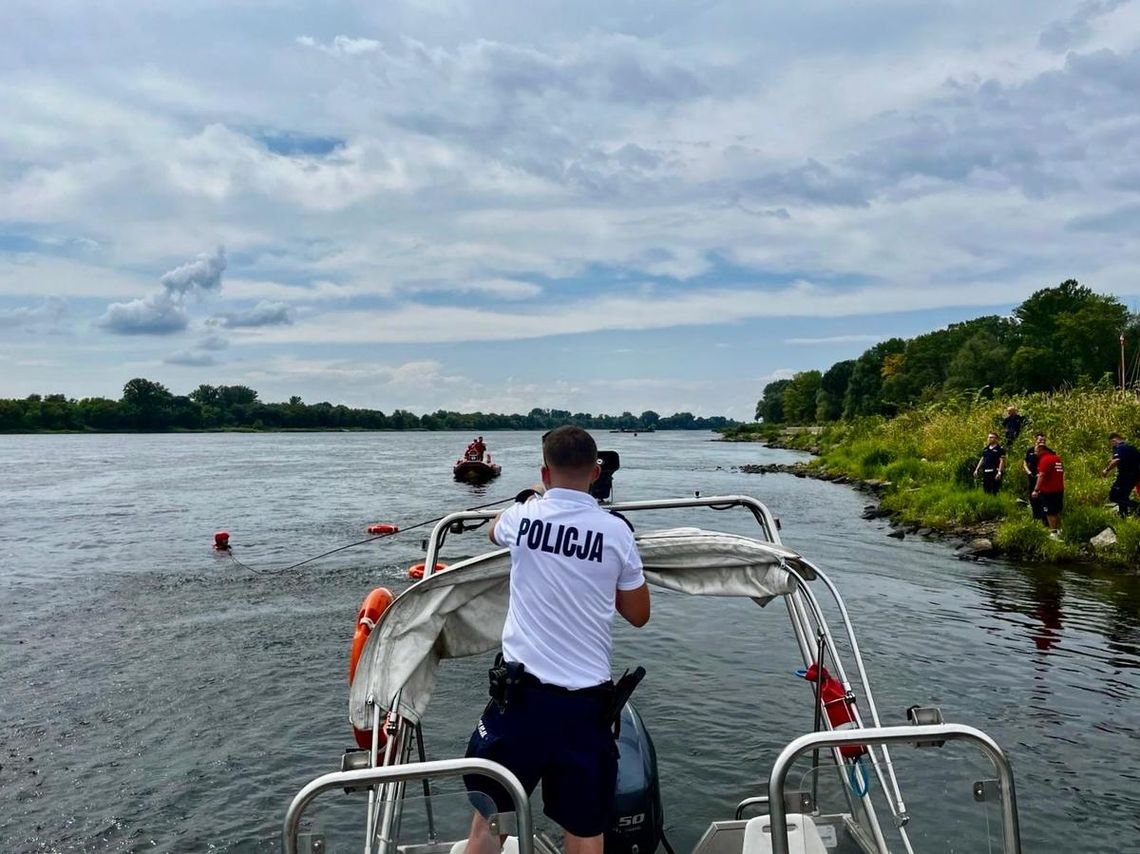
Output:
[{"xmin": 518, "ymin": 670, "xmax": 613, "ymax": 698}]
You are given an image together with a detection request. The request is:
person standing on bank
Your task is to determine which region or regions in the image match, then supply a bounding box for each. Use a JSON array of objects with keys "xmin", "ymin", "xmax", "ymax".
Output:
[
  {"xmin": 974, "ymin": 432, "xmax": 1006, "ymax": 495},
  {"xmin": 1023, "ymin": 433, "xmax": 1048, "ymax": 524},
  {"xmin": 464, "ymin": 426, "xmax": 651, "ymax": 854},
  {"xmin": 1102, "ymin": 433, "xmax": 1140, "ymax": 518},
  {"xmin": 1002, "ymin": 406, "xmax": 1026, "ymax": 447},
  {"xmin": 1032, "ymin": 437, "xmax": 1065, "ymax": 538}
]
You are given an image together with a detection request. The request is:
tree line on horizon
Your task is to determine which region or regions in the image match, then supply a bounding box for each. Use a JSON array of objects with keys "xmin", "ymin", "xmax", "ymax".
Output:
[
  {"xmin": 756, "ymin": 280, "xmax": 1138, "ymax": 425},
  {"xmin": 0, "ymin": 379, "xmax": 735, "ymax": 433}
]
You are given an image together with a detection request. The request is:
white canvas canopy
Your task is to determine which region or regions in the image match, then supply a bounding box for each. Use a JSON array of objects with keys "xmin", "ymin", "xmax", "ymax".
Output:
[{"xmin": 348, "ymin": 527, "xmax": 814, "ymax": 727}]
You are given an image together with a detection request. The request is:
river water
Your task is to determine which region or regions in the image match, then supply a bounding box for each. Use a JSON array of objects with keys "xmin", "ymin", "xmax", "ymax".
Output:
[{"xmin": 1, "ymin": 432, "xmax": 1137, "ymax": 853}]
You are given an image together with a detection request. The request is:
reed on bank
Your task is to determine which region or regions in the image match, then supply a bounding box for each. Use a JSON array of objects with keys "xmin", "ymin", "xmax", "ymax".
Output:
[{"xmin": 788, "ymin": 389, "xmax": 1140, "ymax": 565}]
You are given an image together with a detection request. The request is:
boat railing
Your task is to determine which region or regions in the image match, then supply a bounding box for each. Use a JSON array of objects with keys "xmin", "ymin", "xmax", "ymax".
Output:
[
  {"xmin": 282, "ymin": 758, "xmax": 534, "ymax": 854},
  {"xmin": 410, "ymin": 494, "xmax": 968, "ymax": 851},
  {"xmin": 421, "ymin": 494, "xmax": 782, "ymax": 570},
  {"xmin": 766, "ymin": 724, "xmax": 1021, "ymax": 854}
]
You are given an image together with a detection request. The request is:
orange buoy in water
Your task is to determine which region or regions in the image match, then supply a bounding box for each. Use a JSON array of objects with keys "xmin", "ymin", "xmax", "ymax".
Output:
[
  {"xmin": 349, "ymin": 586, "xmax": 395, "ymax": 750},
  {"xmin": 367, "ymin": 523, "xmax": 399, "ymax": 535},
  {"xmin": 213, "ymin": 531, "xmax": 230, "ymax": 551},
  {"xmin": 408, "ymin": 562, "xmax": 448, "ymax": 580}
]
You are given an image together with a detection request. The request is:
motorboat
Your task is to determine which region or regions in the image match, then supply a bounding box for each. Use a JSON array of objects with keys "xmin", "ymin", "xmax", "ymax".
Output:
[
  {"xmin": 453, "ymin": 457, "xmax": 501, "ymax": 483},
  {"xmin": 285, "ymin": 494, "xmax": 1023, "ymax": 854}
]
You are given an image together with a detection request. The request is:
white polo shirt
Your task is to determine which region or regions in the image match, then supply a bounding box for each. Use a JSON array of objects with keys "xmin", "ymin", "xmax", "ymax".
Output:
[{"xmin": 494, "ymin": 487, "xmax": 645, "ymax": 689}]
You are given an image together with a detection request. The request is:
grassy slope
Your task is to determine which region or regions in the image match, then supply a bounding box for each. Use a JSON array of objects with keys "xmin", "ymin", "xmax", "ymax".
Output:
[{"xmin": 793, "ymin": 390, "xmax": 1140, "ymax": 565}]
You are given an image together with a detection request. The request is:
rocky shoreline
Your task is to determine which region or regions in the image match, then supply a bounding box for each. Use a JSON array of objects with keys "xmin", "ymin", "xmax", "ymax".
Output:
[{"xmin": 740, "ymin": 461, "xmax": 1001, "ymax": 560}]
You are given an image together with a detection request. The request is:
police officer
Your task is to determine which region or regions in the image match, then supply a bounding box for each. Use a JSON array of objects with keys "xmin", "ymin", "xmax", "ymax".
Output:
[
  {"xmin": 1023, "ymin": 433, "xmax": 1048, "ymax": 524},
  {"xmin": 1103, "ymin": 432, "xmax": 1140, "ymax": 517},
  {"xmin": 463, "ymin": 426, "xmax": 650, "ymax": 854},
  {"xmin": 973, "ymin": 432, "xmax": 1006, "ymax": 495}
]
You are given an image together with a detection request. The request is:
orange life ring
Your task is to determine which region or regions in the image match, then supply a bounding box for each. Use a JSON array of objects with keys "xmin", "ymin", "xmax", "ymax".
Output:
[
  {"xmin": 367, "ymin": 523, "xmax": 399, "ymax": 535},
  {"xmin": 349, "ymin": 587, "xmax": 394, "ymax": 749},
  {"xmin": 407, "ymin": 562, "xmax": 449, "ymax": 580}
]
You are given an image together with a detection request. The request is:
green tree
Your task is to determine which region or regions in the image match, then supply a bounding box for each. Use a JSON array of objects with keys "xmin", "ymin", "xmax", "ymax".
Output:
[
  {"xmin": 76, "ymin": 397, "xmax": 121, "ymax": 430},
  {"xmin": 757, "ymin": 379, "xmax": 792, "ymax": 423},
  {"xmin": 189, "ymin": 384, "xmax": 220, "ymax": 406},
  {"xmin": 1008, "ymin": 345, "xmax": 1057, "ymax": 392},
  {"xmin": 782, "ymin": 371, "xmax": 822, "ymax": 424},
  {"xmin": 1056, "ymin": 299, "xmax": 1129, "ymax": 383},
  {"xmin": 121, "ymin": 378, "xmax": 174, "ymax": 430},
  {"xmin": 843, "ymin": 339, "xmax": 906, "ymax": 418},
  {"xmin": 0, "ymin": 399, "xmax": 25, "ymax": 431},
  {"xmin": 217, "ymin": 385, "xmax": 259, "ymax": 407},
  {"xmin": 816, "ymin": 360, "xmax": 854, "ymax": 422},
  {"xmin": 944, "ymin": 332, "xmax": 1009, "ymax": 392}
]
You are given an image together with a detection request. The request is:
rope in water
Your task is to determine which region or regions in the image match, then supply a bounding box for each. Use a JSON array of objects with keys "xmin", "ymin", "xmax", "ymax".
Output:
[{"xmin": 223, "ymin": 495, "xmax": 515, "ymax": 575}]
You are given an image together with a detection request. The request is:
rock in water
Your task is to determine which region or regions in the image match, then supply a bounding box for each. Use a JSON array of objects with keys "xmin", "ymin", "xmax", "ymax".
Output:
[
  {"xmin": 957, "ymin": 538, "xmax": 996, "ymax": 558},
  {"xmin": 1090, "ymin": 528, "xmax": 1118, "ymax": 549}
]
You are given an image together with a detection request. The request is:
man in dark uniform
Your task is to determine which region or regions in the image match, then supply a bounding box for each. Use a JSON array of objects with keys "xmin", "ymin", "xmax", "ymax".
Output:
[
  {"xmin": 1002, "ymin": 406, "xmax": 1025, "ymax": 447},
  {"xmin": 1103, "ymin": 433, "xmax": 1140, "ymax": 517},
  {"xmin": 463, "ymin": 426, "xmax": 650, "ymax": 854},
  {"xmin": 1023, "ymin": 433, "xmax": 1048, "ymax": 524},
  {"xmin": 973, "ymin": 432, "xmax": 1006, "ymax": 495}
]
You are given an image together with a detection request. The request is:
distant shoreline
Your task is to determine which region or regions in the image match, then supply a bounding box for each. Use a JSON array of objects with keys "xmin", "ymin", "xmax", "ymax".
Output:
[{"xmin": 1, "ymin": 425, "xmax": 718, "ymax": 435}]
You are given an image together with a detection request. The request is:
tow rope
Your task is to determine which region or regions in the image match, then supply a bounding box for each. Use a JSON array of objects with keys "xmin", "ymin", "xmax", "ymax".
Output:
[{"xmin": 221, "ymin": 495, "xmax": 514, "ymax": 575}]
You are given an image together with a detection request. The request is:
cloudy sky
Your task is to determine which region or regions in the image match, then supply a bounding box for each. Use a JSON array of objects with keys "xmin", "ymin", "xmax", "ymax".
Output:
[{"xmin": 2, "ymin": 0, "xmax": 1139, "ymax": 417}]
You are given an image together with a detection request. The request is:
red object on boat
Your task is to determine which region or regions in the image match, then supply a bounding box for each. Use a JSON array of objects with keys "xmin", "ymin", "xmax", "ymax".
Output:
[
  {"xmin": 408, "ymin": 562, "xmax": 449, "ymax": 580},
  {"xmin": 367, "ymin": 523, "xmax": 399, "ymax": 535},
  {"xmin": 349, "ymin": 587, "xmax": 394, "ymax": 749},
  {"xmin": 801, "ymin": 663, "xmax": 866, "ymax": 760}
]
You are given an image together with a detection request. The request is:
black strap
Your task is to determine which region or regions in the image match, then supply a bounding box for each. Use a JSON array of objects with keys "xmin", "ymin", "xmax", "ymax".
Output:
[{"xmin": 608, "ymin": 509, "xmax": 635, "ymax": 531}]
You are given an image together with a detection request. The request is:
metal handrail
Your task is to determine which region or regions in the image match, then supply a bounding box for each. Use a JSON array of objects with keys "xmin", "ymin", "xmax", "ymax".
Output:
[
  {"xmin": 735, "ymin": 795, "xmax": 770, "ymax": 820},
  {"xmin": 767, "ymin": 725, "xmax": 1021, "ymax": 854},
  {"xmin": 282, "ymin": 758, "xmax": 533, "ymax": 854},
  {"xmin": 422, "ymin": 494, "xmax": 783, "ymax": 568}
]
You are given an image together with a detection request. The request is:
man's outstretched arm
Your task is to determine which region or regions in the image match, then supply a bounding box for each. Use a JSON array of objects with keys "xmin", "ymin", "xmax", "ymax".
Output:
[{"xmin": 616, "ymin": 583, "xmax": 650, "ymax": 627}]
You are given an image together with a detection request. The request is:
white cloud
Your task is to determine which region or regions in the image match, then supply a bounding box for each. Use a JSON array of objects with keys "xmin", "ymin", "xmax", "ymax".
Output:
[
  {"xmin": 0, "ymin": 295, "xmax": 68, "ymax": 330},
  {"xmin": 98, "ymin": 290, "xmax": 188, "ymax": 335},
  {"xmin": 159, "ymin": 247, "xmax": 227, "ymax": 297},
  {"xmin": 297, "ymin": 35, "xmax": 383, "ymax": 57},
  {"xmin": 210, "ymin": 299, "xmax": 294, "ymax": 328},
  {"xmin": 248, "ymin": 276, "xmax": 1043, "ymax": 346},
  {"xmin": 5, "ymin": 2, "xmax": 1140, "ymax": 414},
  {"xmin": 98, "ymin": 248, "xmax": 227, "ymax": 335},
  {"xmin": 165, "ymin": 348, "xmax": 219, "ymax": 367}
]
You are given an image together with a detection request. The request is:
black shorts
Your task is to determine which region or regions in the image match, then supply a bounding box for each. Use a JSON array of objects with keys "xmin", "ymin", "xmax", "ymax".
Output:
[
  {"xmin": 1039, "ymin": 491, "xmax": 1064, "ymax": 515},
  {"xmin": 464, "ymin": 678, "xmax": 616, "ymax": 838}
]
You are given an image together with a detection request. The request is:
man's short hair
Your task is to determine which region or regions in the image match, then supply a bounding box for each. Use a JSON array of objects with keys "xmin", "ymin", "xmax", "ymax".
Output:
[
  {"xmin": 1110, "ymin": 432, "xmax": 1124, "ymax": 441},
  {"xmin": 543, "ymin": 426, "xmax": 598, "ymax": 472}
]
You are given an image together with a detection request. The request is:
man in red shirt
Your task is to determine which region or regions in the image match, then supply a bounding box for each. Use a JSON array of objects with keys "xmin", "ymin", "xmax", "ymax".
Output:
[{"xmin": 1031, "ymin": 437, "xmax": 1065, "ymax": 538}]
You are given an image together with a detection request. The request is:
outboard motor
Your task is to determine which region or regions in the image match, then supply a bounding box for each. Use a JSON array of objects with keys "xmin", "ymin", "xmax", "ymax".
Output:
[
  {"xmin": 607, "ymin": 703, "xmax": 663, "ymax": 854},
  {"xmin": 590, "ymin": 451, "xmax": 621, "ymax": 502}
]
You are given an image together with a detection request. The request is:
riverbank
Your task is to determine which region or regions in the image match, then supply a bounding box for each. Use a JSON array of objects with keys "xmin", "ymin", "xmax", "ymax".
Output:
[
  {"xmin": 737, "ymin": 389, "xmax": 1140, "ymax": 567},
  {"xmin": 741, "ymin": 461, "xmax": 1003, "ymax": 558}
]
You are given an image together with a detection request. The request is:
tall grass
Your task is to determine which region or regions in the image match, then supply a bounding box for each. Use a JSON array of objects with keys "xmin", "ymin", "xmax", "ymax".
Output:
[{"xmin": 813, "ymin": 389, "xmax": 1140, "ymax": 564}]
